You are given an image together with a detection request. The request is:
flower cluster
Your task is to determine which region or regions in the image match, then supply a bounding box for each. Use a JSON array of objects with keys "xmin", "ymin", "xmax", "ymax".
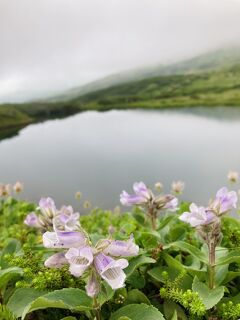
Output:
[
  {"xmin": 25, "ymin": 197, "xmax": 139, "ymax": 297},
  {"xmin": 179, "ymin": 187, "xmax": 237, "ymax": 228},
  {"xmin": 24, "ymin": 197, "xmax": 80, "ymax": 232},
  {"xmin": 120, "ymin": 182, "xmax": 178, "ymax": 229}
]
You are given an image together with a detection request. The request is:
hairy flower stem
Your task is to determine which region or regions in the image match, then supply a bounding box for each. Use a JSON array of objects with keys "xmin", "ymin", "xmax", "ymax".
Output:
[
  {"xmin": 208, "ymin": 242, "xmax": 216, "ymax": 289},
  {"xmin": 148, "ymin": 207, "xmax": 156, "ymax": 230},
  {"xmin": 93, "ymin": 296, "xmax": 101, "ymax": 320}
]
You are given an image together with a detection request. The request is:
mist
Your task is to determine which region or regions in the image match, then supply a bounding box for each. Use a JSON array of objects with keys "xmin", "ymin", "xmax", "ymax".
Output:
[{"xmin": 1, "ymin": 0, "xmax": 240, "ymax": 103}]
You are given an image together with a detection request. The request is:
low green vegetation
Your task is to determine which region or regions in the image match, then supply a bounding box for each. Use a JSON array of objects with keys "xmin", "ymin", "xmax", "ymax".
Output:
[{"xmin": 0, "ymin": 182, "xmax": 240, "ymax": 319}]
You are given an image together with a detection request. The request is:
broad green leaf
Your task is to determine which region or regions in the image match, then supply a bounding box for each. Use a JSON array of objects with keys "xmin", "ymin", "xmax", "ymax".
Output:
[
  {"xmin": 162, "ymin": 253, "xmax": 184, "ymax": 271},
  {"xmin": 126, "ymin": 270, "xmax": 146, "ymax": 288},
  {"xmin": 126, "ymin": 289, "xmax": 151, "ymax": 305},
  {"xmin": 163, "ymin": 300, "xmax": 187, "ymax": 320},
  {"xmin": 148, "ymin": 266, "xmax": 180, "ymax": 283},
  {"xmin": 125, "ymin": 255, "xmax": 156, "ymax": 277},
  {"xmin": 148, "ymin": 266, "xmax": 192, "ymax": 290},
  {"xmin": 0, "ymin": 267, "xmax": 22, "ymax": 289},
  {"xmin": 61, "ymin": 317, "xmax": 77, "ymax": 320},
  {"xmin": 98, "ymin": 282, "xmax": 114, "ymax": 306},
  {"xmin": 110, "ymin": 304, "xmax": 165, "ymax": 320},
  {"xmin": 139, "ymin": 232, "xmax": 160, "ymax": 249},
  {"xmin": 166, "ymin": 227, "xmax": 186, "ymax": 242},
  {"xmin": 7, "ymin": 288, "xmax": 47, "ymax": 317},
  {"xmin": 223, "ymin": 271, "xmax": 240, "ymax": 284},
  {"xmin": 170, "ymin": 311, "xmax": 178, "ymax": 320},
  {"xmin": 21, "ymin": 288, "xmax": 93, "ymax": 319},
  {"xmin": 164, "ymin": 241, "xmax": 208, "ymax": 264},
  {"xmin": 192, "ymin": 277, "xmax": 224, "ymax": 309},
  {"xmin": 216, "ymin": 250, "xmax": 240, "ymax": 266},
  {"xmin": 118, "ymin": 317, "xmax": 132, "ymax": 320},
  {"xmin": 158, "ymin": 215, "xmax": 175, "ymax": 231}
]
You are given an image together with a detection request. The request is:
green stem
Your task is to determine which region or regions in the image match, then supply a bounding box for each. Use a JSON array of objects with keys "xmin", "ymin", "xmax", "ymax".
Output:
[
  {"xmin": 93, "ymin": 296, "xmax": 101, "ymax": 320},
  {"xmin": 208, "ymin": 242, "xmax": 216, "ymax": 289}
]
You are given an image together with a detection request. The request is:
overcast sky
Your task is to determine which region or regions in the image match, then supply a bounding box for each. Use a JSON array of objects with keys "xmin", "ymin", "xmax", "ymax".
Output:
[{"xmin": 1, "ymin": 0, "xmax": 240, "ymax": 103}]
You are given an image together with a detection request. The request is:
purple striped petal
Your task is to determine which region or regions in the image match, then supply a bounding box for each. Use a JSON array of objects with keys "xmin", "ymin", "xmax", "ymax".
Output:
[
  {"xmin": 94, "ymin": 253, "xmax": 128, "ymax": 289},
  {"xmin": 66, "ymin": 246, "xmax": 93, "ymax": 277},
  {"xmin": 103, "ymin": 235, "xmax": 139, "ymax": 257},
  {"xmin": 42, "ymin": 230, "xmax": 86, "ymax": 248}
]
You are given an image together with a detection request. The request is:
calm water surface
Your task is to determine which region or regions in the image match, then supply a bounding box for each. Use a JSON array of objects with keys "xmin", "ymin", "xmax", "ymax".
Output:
[{"xmin": 0, "ymin": 107, "xmax": 240, "ymax": 210}]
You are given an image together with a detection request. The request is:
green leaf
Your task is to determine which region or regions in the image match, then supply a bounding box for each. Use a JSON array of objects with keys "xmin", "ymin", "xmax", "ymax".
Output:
[
  {"xmin": 164, "ymin": 241, "xmax": 208, "ymax": 264},
  {"xmin": 139, "ymin": 232, "xmax": 160, "ymax": 249},
  {"xmin": 167, "ymin": 227, "xmax": 186, "ymax": 242},
  {"xmin": 110, "ymin": 304, "xmax": 165, "ymax": 320},
  {"xmin": 21, "ymin": 288, "xmax": 92, "ymax": 319},
  {"xmin": 7, "ymin": 288, "xmax": 92, "ymax": 319},
  {"xmin": 98, "ymin": 282, "xmax": 114, "ymax": 306},
  {"xmin": 158, "ymin": 215, "xmax": 175, "ymax": 231},
  {"xmin": 216, "ymin": 249, "xmax": 240, "ymax": 266},
  {"xmin": 163, "ymin": 300, "xmax": 187, "ymax": 320},
  {"xmin": 60, "ymin": 318, "xmax": 77, "ymax": 320},
  {"xmin": 192, "ymin": 277, "xmax": 224, "ymax": 309},
  {"xmin": 127, "ymin": 270, "xmax": 146, "ymax": 288},
  {"xmin": 125, "ymin": 255, "xmax": 156, "ymax": 277},
  {"xmin": 170, "ymin": 311, "xmax": 178, "ymax": 320},
  {"xmin": 118, "ymin": 317, "xmax": 132, "ymax": 320},
  {"xmin": 7, "ymin": 288, "xmax": 47, "ymax": 318},
  {"xmin": 148, "ymin": 266, "xmax": 192, "ymax": 290},
  {"xmin": 0, "ymin": 267, "xmax": 22, "ymax": 289},
  {"xmin": 126, "ymin": 289, "xmax": 151, "ymax": 305}
]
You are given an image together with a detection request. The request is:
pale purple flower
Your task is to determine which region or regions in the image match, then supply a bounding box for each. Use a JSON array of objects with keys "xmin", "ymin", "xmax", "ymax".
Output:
[
  {"xmin": 94, "ymin": 253, "xmax": 128, "ymax": 289},
  {"xmin": 44, "ymin": 252, "xmax": 68, "ymax": 268},
  {"xmin": 163, "ymin": 197, "xmax": 178, "ymax": 211},
  {"xmin": 120, "ymin": 182, "xmax": 151, "ymax": 206},
  {"xmin": 103, "ymin": 235, "xmax": 139, "ymax": 257},
  {"xmin": 38, "ymin": 197, "xmax": 57, "ymax": 219},
  {"xmin": 211, "ymin": 187, "xmax": 238, "ymax": 215},
  {"xmin": 86, "ymin": 271, "xmax": 100, "ymax": 297},
  {"xmin": 179, "ymin": 203, "xmax": 216, "ymax": 227},
  {"xmin": 24, "ymin": 212, "xmax": 41, "ymax": 228},
  {"xmin": 53, "ymin": 206, "xmax": 80, "ymax": 232},
  {"xmin": 65, "ymin": 246, "xmax": 93, "ymax": 277},
  {"xmin": 42, "ymin": 230, "xmax": 87, "ymax": 248}
]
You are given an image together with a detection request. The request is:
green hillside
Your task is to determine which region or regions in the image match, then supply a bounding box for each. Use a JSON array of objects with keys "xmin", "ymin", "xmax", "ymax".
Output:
[
  {"xmin": 1, "ymin": 47, "xmax": 240, "ymax": 130},
  {"xmin": 73, "ymin": 63, "xmax": 240, "ymax": 110}
]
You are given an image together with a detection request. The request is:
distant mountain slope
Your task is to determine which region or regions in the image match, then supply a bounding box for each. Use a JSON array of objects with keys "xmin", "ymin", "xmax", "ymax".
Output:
[
  {"xmin": 1, "ymin": 46, "xmax": 240, "ymax": 131},
  {"xmin": 71, "ymin": 62, "xmax": 240, "ymax": 110},
  {"xmin": 51, "ymin": 46, "xmax": 240, "ymax": 102}
]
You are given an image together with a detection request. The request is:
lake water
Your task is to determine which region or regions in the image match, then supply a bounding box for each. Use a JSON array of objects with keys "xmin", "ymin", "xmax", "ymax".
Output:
[{"xmin": 0, "ymin": 107, "xmax": 240, "ymax": 212}]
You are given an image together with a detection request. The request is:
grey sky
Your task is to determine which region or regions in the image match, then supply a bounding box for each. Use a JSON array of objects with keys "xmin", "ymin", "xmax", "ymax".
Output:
[{"xmin": 0, "ymin": 0, "xmax": 240, "ymax": 103}]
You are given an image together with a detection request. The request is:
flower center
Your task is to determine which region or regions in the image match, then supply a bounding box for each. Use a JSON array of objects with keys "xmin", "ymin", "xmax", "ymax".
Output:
[{"xmin": 102, "ymin": 267, "xmax": 120, "ymax": 280}]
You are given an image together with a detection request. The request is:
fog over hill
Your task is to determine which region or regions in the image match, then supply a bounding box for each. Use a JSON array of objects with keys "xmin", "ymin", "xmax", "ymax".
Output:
[
  {"xmin": 50, "ymin": 46, "xmax": 240, "ymax": 102},
  {"xmin": 1, "ymin": 0, "xmax": 240, "ymax": 103}
]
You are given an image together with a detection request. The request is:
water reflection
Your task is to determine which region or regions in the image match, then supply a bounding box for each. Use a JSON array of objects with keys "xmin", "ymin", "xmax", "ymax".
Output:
[{"xmin": 0, "ymin": 107, "xmax": 240, "ymax": 210}]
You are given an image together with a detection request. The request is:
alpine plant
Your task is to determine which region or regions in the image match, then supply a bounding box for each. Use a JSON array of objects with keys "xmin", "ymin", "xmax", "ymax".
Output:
[
  {"xmin": 179, "ymin": 187, "xmax": 238, "ymax": 289},
  {"xmin": 26, "ymin": 197, "xmax": 139, "ymax": 297},
  {"xmin": 120, "ymin": 181, "xmax": 178, "ymax": 230}
]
